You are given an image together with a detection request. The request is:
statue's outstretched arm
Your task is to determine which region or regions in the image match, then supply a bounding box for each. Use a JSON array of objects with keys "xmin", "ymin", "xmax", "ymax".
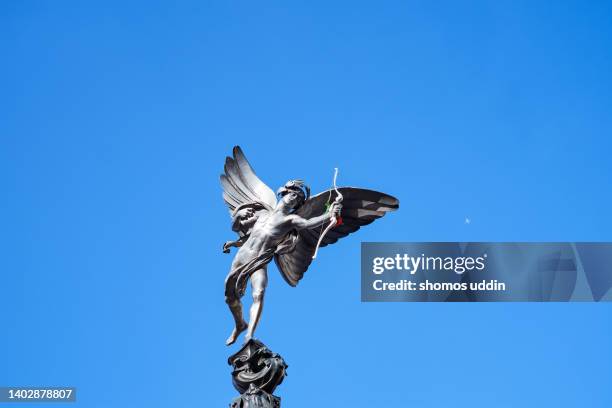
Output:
[{"xmin": 290, "ymin": 203, "xmax": 342, "ymax": 230}]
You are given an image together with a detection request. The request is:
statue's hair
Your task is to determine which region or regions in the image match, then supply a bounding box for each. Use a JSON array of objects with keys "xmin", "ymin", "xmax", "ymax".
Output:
[{"xmin": 277, "ymin": 179, "xmax": 310, "ymax": 207}]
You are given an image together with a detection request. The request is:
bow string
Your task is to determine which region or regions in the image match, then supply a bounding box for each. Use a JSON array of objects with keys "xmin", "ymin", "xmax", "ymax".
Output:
[{"xmin": 312, "ymin": 168, "xmax": 343, "ymax": 259}]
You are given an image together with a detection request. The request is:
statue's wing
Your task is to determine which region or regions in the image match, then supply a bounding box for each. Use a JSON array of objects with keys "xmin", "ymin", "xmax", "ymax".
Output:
[
  {"xmin": 274, "ymin": 187, "xmax": 399, "ymax": 286},
  {"xmin": 220, "ymin": 146, "xmax": 277, "ymax": 214}
]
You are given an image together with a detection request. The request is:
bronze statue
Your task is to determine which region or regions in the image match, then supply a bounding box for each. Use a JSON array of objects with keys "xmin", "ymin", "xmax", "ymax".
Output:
[{"xmin": 221, "ymin": 146, "xmax": 399, "ymax": 345}]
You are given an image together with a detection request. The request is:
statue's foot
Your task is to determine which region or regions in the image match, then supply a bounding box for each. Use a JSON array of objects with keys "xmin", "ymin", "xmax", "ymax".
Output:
[
  {"xmin": 243, "ymin": 332, "xmax": 253, "ymax": 344},
  {"xmin": 226, "ymin": 321, "xmax": 248, "ymax": 346}
]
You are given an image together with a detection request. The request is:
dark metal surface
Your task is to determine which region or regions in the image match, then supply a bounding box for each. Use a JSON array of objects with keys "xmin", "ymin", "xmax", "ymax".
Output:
[
  {"xmin": 220, "ymin": 145, "xmax": 399, "ymax": 346},
  {"xmin": 275, "ymin": 186, "xmax": 399, "ymax": 286},
  {"xmin": 228, "ymin": 340, "xmax": 287, "ymax": 408}
]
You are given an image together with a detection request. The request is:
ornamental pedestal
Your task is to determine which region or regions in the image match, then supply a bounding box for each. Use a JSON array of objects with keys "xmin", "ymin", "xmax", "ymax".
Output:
[{"xmin": 228, "ymin": 339, "xmax": 287, "ymax": 408}]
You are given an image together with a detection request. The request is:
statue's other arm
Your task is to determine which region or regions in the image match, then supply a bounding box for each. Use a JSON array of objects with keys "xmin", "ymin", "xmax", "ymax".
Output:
[{"xmin": 222, "ymin": 235, "xmax": 248, "ymax": 253}]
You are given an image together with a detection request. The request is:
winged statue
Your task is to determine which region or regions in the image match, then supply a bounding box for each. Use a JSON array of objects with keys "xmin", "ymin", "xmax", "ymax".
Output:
[{"xmin": 220, "ymin": 146, "xmax": 399, "ymax": 345}]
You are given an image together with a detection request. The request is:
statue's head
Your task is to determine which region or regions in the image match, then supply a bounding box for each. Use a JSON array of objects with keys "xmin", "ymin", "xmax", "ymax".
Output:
[{"xmin": 277, "ymin": 180, "xmax": 310, "ymax": 210}]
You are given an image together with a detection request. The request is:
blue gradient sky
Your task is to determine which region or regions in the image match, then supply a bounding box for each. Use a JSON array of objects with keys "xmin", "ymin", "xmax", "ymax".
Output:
[{"xmin": 2, "ymin": 1, "xmax": 611, "ymax": 407}]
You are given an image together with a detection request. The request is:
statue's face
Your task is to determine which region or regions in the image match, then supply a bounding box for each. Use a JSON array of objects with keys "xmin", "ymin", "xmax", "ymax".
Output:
[{"xmin": 281, "ymin": 190, "xmax": 301, "ymax": 209}]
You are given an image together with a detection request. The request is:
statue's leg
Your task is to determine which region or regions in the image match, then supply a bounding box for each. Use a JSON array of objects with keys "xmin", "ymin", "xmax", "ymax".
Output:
[
  {"xmin": 244, "ymin": 267, "xmax": 268, "ymax": 342},
  {"xmin": 225, "ymin": 296, "xmax": 248, "ymax": 346},
  {"xmin": 225, "ymin": 273, "xmax": 248, "ymax": 346}
]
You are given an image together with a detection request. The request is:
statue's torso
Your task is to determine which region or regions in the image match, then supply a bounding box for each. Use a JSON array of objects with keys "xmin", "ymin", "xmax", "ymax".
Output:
[{"xmin": 233, "ymin": 210, "xmax": 293, "ymax": 265}]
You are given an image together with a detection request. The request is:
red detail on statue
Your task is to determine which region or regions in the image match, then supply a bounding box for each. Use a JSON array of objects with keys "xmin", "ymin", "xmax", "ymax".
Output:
[{"xmin": 336, "ymin": 216, "xmax": 343, "ymax": 226}]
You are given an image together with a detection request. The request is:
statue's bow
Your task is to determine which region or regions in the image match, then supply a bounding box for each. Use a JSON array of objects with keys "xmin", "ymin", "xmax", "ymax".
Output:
[{"xmin": 312, "ymin": 168, "xmax": 343, "ymax": 259}]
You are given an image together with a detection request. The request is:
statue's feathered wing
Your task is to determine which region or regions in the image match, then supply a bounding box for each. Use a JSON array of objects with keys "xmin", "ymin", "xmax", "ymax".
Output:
[
  {"xmin": 275, "ymin": 188, "xmax": 399, "ymax": 286},
  {"xmin": 220, "ymin": 146, "xmax": 277, "ymax": 214}
]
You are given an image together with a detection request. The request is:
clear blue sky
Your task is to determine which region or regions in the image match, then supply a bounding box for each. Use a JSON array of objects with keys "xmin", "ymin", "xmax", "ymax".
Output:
[{"xmin": 2, "ymin": 1, "xmax": 611, "ymax": 407}]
